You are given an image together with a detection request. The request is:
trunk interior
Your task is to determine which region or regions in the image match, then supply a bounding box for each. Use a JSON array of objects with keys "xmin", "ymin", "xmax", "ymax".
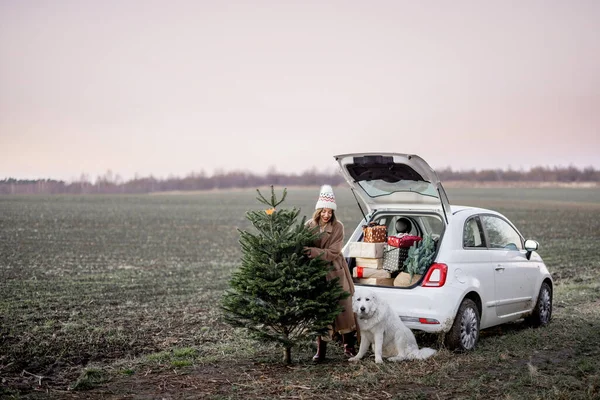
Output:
[{"xmin": 347, "ymin": 211, "xmax": 444, "ymax": 288}]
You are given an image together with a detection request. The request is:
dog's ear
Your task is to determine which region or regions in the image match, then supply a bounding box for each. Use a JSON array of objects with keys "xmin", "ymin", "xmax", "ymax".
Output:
[{"xmin": 366, "ymin": 290, "xmax": 376, "ymax": 302}]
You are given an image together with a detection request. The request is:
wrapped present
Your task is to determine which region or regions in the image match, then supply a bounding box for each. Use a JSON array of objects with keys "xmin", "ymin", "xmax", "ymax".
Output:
[
  {"xmin": 393, "ymin": 272, "xmax": 422, "ymax": 287},
  {"xmin": 387, "ymin": 235, "xmax": 422, "ymax": 248},
  {"xmin": 355, "ymin": 257, "xmax": 383, "ymax": 269},
  {"xmin": 382, "ymin": 245, "xmax": 409, "ymax": 274},
  {"xmin": 362, "ymin": 223, "xmax": 387, "ymax": 243},
  {"xmin": 348, "ymin": 242, "xmax": 385, "ymax": 259},
  {"xmin": 352, "ymin": 266, "xmax": 391, "ymax": 279},
  {"xmin": 356, "ymin": 278, "xmax": 395, "ymax": 286}
]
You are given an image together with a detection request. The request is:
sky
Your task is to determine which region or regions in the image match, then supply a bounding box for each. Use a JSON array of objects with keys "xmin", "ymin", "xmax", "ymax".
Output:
[{"xmin": 1, "ymin": 0, "xmax": 599, "ymax": 182}]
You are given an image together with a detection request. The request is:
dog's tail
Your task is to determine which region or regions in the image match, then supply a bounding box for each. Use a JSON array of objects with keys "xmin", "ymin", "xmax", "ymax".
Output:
[{"xmin": 412, "ymin": 347, "xmax": 436, "ymax": 360}]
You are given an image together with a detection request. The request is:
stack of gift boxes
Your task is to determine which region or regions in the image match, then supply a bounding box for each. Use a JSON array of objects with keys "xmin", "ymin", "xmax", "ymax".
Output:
[{"xmin": 349, "ymin": 224, "xmax": 394, "ymax": 286}]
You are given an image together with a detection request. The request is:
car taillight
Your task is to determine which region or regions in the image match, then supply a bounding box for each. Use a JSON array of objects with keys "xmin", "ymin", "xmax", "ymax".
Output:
[
  {"xmin": 418, "ymin": 318, "xmax": 440, "ymax": 325},
  {"xmin": 422, "ymin": 263, "xmax": 447, "ymax": 287}
]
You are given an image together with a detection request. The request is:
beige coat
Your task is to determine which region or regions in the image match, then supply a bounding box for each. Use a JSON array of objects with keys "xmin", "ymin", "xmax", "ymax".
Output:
[{"xmin": 305, "ymin": 219, "xmax": 356, "ymax": 335}]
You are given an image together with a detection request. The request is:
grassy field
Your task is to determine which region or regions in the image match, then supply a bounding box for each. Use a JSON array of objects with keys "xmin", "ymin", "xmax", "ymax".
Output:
[{"xmin": 1, "ymin": 187, "xmax": 600, "ymax": 399}]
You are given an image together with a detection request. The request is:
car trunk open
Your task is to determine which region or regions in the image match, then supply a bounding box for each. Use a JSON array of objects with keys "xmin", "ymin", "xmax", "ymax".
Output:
[{"xmin": 334, "ymin": 153, "xmax": 452, "ymax": 224}]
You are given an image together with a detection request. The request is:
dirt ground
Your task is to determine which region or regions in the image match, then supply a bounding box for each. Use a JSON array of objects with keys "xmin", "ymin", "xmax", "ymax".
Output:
[
  {"xmin": 3, "ymin": 359, "xmax": 475, "ymax": 399},
  {"xmin": 5, "ymin": 339, "xmax": 583, "ymax": 400}
]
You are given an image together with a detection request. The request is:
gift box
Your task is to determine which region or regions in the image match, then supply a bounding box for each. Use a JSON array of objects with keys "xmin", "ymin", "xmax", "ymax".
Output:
[
  {"xmin": 348, "ymin": 242, "xmax": 385, "ymax": 259},
  {"xmin": 356, "ymin": 278, "xmax": 395, "ymax": 286},
  {"xmin": 352, "ymin": 266, "xmax": 392, "ymax": 279},
  {"xmin": 387, "ymin": 235, "xmax": 422, "ymax": 248},
  {"xmin": 355, "ymin": 257, "xmax": 383, "ymax": 269},
  {"xmin": 362, "ymin": 223, "xmax": 387, "ymax": 243},
  {"xmin": 393, "ymin": 272, "xmax": 422, "ymax": 287},
  {"xmin": 382, "ymin": 245, "xmax": 410, "ymax": 274}
]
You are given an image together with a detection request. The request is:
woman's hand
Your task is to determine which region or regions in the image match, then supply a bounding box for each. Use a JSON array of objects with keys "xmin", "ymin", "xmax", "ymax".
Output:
[{"xmin": 303, "ymin": 246, "xmax": 312, "ymax": 258}]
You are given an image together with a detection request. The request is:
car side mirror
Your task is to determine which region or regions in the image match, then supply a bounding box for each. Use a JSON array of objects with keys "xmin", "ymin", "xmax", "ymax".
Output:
[{"xmin": 524, "ymin": 239, "xmax": 539, "ymax": 260}]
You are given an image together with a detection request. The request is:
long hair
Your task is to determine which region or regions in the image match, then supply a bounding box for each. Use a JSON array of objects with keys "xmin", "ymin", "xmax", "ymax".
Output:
[{"xmin": 312, "ymin": 208, "xmax": 337, "ymax": 225}]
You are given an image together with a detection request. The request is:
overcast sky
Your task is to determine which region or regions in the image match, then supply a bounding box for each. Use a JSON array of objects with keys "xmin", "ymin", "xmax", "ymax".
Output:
[{"xmin": 1, "ymin": 0, "xmax": 599, "ymax": 182}]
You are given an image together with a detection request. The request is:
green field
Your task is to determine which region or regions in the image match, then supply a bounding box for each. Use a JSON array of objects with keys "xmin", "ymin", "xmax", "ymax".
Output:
[{"xmin": 1, "ymin": 187, "xmax": 600, "ymax": 399}]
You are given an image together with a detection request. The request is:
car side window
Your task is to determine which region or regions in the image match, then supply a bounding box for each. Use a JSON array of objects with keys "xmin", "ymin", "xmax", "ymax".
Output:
[
  {"xmin": 481, "ymin": 215, "xmax": 523, "ymax": 250},
  {"xmin": 463, "ymin": 217, "xmax": 485, "ymax": 248}
]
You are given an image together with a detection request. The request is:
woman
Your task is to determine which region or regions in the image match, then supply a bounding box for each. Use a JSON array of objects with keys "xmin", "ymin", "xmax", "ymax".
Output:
[{"xmin": 304, "ymin": 185, "xmax": 357, "ymax": 361}]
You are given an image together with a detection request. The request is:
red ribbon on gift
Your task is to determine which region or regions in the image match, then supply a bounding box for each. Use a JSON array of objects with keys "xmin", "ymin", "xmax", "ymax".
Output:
[{"xmin": 356, "ymin": 266, "xmax": 364, "ymax": 278}]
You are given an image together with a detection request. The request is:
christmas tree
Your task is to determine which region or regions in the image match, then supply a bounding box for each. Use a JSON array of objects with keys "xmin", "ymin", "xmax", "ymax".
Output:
[
  {"xmin": 404, "ymin": 233, "xmax": 436, "ymax": 280},
  {"xmin": 221, "ymin": 186, "xmax": 349, "ymax": 364}
]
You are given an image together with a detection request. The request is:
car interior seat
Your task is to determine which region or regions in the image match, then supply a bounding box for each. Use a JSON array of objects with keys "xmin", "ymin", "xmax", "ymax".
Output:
[{"xmin": 395, "ymin": 217, "xmax": 412, "ymax": 235}]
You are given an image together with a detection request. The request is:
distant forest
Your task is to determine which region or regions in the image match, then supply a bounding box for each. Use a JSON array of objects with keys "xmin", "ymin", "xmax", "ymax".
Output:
[{"xmin": 1, "ymin": 165, "xmax": 599, "ymax": 195}]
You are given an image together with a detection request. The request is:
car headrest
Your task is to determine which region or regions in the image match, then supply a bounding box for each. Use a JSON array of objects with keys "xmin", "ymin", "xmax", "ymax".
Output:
[{"xmin": 395, "ymin": 217, "xmax": 412, "ymax": 234}]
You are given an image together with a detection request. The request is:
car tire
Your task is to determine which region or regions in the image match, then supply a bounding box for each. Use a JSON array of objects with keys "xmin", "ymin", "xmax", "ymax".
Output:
[
  {"xmin": 526, "ymin": 281, "xmax": 552, "ymax": 327},
  {"xmin": 445, "ymin": 298, "xmax": 480, "ymax": 352}
]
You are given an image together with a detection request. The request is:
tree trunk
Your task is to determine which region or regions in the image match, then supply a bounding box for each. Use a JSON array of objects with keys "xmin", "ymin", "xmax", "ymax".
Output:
[{"xmin": 283, "ymin": 346, "xmax": 292, "ymax": 364}]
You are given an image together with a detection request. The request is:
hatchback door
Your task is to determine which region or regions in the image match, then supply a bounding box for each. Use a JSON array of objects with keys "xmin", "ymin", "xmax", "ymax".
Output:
[{"xmin": 334, "ymin": 153, "xmax": 452, "ymax": 223}]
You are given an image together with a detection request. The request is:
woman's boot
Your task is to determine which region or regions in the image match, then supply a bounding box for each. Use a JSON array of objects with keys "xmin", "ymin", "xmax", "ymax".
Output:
[
  {"xmin": 312, "ymin": 337, "xmax": 327, "ymax": 362},
  {"xmin": 342, "ymin": 332, "xmax": 357, "ymax": 358}
]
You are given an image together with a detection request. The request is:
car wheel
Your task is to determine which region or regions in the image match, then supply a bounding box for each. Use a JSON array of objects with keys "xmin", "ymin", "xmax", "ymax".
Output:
[
  {"xmin": 526, "ymin": 282, "xmax": 552, "ymax": 327},
  {"xmin": 445, "ymin": 298, "xmax": 480, "ymax": 352}
]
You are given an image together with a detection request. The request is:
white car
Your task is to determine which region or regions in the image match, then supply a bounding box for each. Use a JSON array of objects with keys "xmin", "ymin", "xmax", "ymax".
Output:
[{"xmin": 337, "ymin": 153, "xmax": 553, "ymax": 351}]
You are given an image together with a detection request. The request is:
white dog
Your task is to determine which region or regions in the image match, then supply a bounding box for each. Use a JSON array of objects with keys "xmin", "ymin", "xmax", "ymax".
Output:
[{"xmin": 349, "ymin": 289, "xmax": 436, "ymax": 363}]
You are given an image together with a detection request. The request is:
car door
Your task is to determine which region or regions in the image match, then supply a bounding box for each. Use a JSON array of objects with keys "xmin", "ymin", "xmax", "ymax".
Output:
[
  {"xmin": 481, "ymin": 215, "xmax": 537, "ymax": 318},
  {"xmin": 461, "ymin": 216, "xmax": 495, "ymax": 327}
]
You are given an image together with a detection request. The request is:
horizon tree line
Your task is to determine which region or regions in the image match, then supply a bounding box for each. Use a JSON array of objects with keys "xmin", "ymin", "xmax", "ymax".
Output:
[{"xmin": 1, "ymin": 165, "xmax": 598, "ymax": 195}]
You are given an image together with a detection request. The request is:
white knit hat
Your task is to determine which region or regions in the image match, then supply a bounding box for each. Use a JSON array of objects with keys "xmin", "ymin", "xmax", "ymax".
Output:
[{"xmin": 315, "ymin": 185, "xmax": 337, "ymax": 210}]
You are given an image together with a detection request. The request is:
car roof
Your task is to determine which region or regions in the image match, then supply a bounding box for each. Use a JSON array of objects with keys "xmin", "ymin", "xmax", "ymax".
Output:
[{"xmin": 451, "ymin": 205, "xmax": 498, "ymax": 215}]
